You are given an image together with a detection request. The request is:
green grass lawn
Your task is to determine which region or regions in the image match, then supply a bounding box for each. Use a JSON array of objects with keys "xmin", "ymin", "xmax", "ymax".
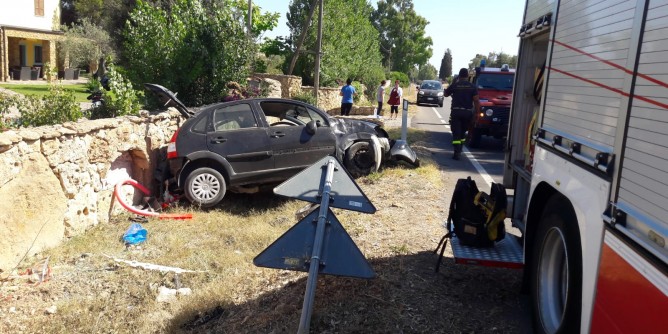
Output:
[{"xmin": 0, "ymin": 83, "xmax": 90, "ymax": 102}]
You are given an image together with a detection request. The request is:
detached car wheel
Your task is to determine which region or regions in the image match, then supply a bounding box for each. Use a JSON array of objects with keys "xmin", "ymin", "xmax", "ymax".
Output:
[
  {"xmin": 184, "ymin": 167, "xmax": 227, "ymax": 208},
  {"xmin": 344, "ymin": 141, "xmax": 376, "ymax": 178}
]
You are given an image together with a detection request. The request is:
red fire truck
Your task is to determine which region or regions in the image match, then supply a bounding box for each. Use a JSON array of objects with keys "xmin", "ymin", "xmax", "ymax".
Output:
[{"xmin": 504, "ymin": 0, "xmax": 668, "ymax": 333}]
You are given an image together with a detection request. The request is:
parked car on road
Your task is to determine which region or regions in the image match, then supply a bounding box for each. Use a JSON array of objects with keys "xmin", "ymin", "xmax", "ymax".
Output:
[
  {"xmin": 416, "ymin": 80, "xmax": 444, "ymax": 107},
  {"xmin": 145, "ymin": 83, "xmax": 419, "ymax": 208}
]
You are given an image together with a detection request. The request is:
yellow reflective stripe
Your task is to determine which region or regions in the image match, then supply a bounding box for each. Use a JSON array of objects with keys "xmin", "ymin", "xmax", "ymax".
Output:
[{"xmin": 452, "ymin": 140, "xmax": 462, "ymax": 144}]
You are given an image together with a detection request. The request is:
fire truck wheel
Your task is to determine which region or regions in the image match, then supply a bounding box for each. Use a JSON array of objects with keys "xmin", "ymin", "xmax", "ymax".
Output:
[
  {"xmin": 530, "ymin": 196, "xmax": 582, "ymax": 334},
  {"xmin": 184, "ymin": 167, "xmax": 227, "ymax": 208}
]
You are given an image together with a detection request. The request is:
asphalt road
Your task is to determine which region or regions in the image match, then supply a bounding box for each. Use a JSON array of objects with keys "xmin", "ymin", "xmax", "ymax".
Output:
[
  {"xmin": 410, "ymin": 96, "xmax": 507, "ymax": 189},
  {"xmin": 409, "ymin": 96, "xmax": 534, "ymax": 334}
]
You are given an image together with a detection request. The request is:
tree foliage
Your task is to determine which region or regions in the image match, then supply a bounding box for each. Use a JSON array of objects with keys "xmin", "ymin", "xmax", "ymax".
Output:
[
  {"xmin": 59, "ymin": 18, "xmax": 116, "ymax": 68},
  {"xmin": 417, "ymin": 64, "xmax": 437, "ymax": 81},
  {"xmin": 229, "ymin": 0, "xmax": 280, "ymax": 39},
  {"xmin": 468, "ymin": 51, "xmax": 518, "ymax": 69},
  {"xmin": 439, "ymin": 48, "xmax": 452, "ymax": 81},
  {"xmin": 61, "ymin": 0, "xmax": 136, "ymax": 51},
  {"xmin": 123, "ymin": 0, "xmax": 254, "ymax": 106},
  {"xmin": 372, "ymin": 0, "xmax": 433, "ymax": 73},
  {"xmin": 284, "ymin": 0, "xmax": 386, "ymax": 97}
]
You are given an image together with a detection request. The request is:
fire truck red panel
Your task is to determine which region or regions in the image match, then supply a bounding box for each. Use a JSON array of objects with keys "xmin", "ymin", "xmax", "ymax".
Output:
[{"xmin": 591, "ymin": 239, "xmax": 668, "ymax": 333}]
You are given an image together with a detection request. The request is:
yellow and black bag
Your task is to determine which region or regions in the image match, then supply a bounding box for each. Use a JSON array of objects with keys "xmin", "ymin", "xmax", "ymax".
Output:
[{"xmin": 448, "ymin": 177, "xmax": 506, "ymax": 248}]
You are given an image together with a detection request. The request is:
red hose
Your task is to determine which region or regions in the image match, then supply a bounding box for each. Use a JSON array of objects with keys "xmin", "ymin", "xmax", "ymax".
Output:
[{"xmin": 114, "ymin": 179, "xmax": 192, "ymax": 220}]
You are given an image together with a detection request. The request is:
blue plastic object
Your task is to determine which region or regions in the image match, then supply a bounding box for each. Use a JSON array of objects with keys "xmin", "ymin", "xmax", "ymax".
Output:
[{"xmin": 123, "ymin": 223, "xmax": 147, "ymax": 244}]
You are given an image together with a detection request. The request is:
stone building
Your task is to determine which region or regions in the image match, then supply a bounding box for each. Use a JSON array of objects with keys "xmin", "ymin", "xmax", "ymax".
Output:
[{"xmin": 0, "ymin": 0, "xmax": 62, "ymax": 81}]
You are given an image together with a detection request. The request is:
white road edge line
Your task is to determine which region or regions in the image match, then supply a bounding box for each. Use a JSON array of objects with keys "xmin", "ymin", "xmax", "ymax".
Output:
[
  {"xmin": 432, "ymin": 107, "xmax": 442, "ymax": 119},
  {"xmin": 463, "ymin": 146, "xmax": 494, "ymax": 188},
  {"xmin": 433, "ymin": 106, "xmax": 495, "ymax": 187}
]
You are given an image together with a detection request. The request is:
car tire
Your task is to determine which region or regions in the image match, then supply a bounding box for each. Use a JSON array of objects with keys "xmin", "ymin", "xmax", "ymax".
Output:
[
  {"xmin": 438, "ymin": 101, "xmax": 443, "ymax": 108},
  {"xmin": 466, "ymin": 128, "xmax": 482, "ymax": 148},
  {"xmin": 344, "ymin": 141, "xmax": 376, "ymax": 178},
  {"xmin": 530, "ymin": 196, "xmax": 582, "ymax": 334},
  {"xmin": 184, "ymin": 167, "xmax": 227, "ymax": 208}
]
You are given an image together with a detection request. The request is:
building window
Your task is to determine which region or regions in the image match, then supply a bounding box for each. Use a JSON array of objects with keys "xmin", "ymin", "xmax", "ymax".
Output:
[
  {"xmin": 34, "ymin": 45, "xmax": 43, "ymax": 63},
  {"xmin": 35, "ymin": 0, "xmax": 44, "ymax": 16}
]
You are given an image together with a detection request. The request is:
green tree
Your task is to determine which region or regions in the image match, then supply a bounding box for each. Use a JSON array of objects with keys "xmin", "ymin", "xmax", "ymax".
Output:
[
  {"xmin": 438, "ymin": 48, "xmax": 452, "ymax": 81},
  {"xmin": 285, "ymin": 0, "xmax": 385, "ymax": 96},
  {"xmin": 61, "ymin": 0, "xmax": 136, "ymax": 52},
  {"xmin": 468, "ymin": 51, "xmax": 518, "ymax": 69},
  {"xmin": 229, "ymin": 0, "xmax": 280, "ymax": 39},
  {"xmin": 417, "ymin": 63, "xmax": 437, "ymax": 81},
  {"xmin": 59, "ymin": 18, "xmax": 115, "ymax": 68},
  {"xmin": 124, "ymin": 0, "xmax": 254, "ymax": 106},
  {"xmin": 372, "ymin": 0, "xmax": 433, "ymax": 73}
]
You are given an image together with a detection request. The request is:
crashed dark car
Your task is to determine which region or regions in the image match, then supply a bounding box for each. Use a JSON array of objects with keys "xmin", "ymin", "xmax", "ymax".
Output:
[{"xmin": 145, "ymin": 83, "xmax": 419, "ymax": 208}]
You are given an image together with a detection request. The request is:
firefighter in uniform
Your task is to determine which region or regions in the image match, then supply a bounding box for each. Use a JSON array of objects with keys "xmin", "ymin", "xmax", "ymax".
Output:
[{"xmin": 444, "ymin": 68, "xmax": 481, "ymax": 160}]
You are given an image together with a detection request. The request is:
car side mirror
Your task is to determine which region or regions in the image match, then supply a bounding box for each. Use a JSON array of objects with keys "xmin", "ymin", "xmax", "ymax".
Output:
[{"xmin": 305, "ymin": 120, "xmax": 317, "ymax": 135}]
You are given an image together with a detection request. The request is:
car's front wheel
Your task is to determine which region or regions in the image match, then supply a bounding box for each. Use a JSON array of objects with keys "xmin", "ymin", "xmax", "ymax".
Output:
[
  {"xmin": 184, "ymin": 167, "xmax": 227, "ymax": 208},
  {"xmin": 344, "ymin": 141, "xmax": 376, "ymax": 178}
]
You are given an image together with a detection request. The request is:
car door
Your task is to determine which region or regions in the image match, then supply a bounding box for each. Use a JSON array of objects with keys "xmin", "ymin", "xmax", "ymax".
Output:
[
  {"xmin": 206, "ymin": 102, "xmax": 274, "ymax": 175},
  {"xmin": 258, "ymin": 101, "xmax": 336, "ymax": 170}
]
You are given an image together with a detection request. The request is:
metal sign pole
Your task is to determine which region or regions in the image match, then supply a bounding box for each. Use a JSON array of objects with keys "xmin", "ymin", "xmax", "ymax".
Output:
[
  {"xmin": 401, "ymin": 99, "xmax": 409, "ymax": 141},
  {"xmin": 297, "ymin": 158, "xmax": 336, "ymax": 333}
]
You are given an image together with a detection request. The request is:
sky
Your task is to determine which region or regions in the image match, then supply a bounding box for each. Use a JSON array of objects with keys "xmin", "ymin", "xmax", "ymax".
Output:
[{"xmin": 251, "ymin": 0, "xmax": 525, "ymax": 72}]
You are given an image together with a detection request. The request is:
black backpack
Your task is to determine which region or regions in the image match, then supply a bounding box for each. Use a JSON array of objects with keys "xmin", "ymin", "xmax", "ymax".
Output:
[{"xmin": 447, "ymin": 177, "xmax": 507, "ymax": 248}]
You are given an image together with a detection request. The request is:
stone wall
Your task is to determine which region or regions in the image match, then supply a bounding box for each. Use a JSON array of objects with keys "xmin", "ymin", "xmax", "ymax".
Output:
[
  {"xmin": 255, "ymin": 74, "xmax": 374, "ymax": 116},
  {"xmin": 253, "ymin": 73, "xmax": 302, "ymax": 99},
  {"xmin": 0, "ymin": 110, "xmax": 182, "ymax": 270}
]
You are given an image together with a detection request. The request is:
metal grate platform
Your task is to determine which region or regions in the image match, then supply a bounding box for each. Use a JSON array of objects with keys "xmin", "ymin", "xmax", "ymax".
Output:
[{"xmin": 451, "ymin": 233, "xmax": 524, "ymax": 269}]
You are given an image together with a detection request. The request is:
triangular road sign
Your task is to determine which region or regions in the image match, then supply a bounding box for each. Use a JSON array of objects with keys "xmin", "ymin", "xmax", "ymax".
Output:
[
  {"xmin": 274, "ymin": 156, "xmax": 376, "ymax": 214},
  {"xmin": 253, "ymin": 207, "xmax": 375, "ymax": 279}
]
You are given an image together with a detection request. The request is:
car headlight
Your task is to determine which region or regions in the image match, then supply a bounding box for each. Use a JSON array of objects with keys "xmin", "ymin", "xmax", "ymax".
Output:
[
  {"xmin": 437, "ymin": 92, "xmax": 444, "ymax": 97},
  {"xmin": 418, "ymin": 90, "xmax": 425, "ymax": 95},
  {"xmin": 485, "ymin": 109, "xmax": 494, "ymax": 116}
]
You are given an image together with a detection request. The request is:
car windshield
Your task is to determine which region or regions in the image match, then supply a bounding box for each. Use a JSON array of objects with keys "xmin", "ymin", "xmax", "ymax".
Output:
[
  {"xmin": 476, "ymin": 73, "xmax": 515, "ymax": 90},
  {"xmin": 420, "ymin": 81, "xmax": 442, "ymax": 90}
]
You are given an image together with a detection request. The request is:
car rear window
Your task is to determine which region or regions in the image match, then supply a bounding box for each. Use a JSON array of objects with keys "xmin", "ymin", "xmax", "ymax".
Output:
[{"xmin": 212, "ymin": 103, "xmax": 257, "ymax": 131}]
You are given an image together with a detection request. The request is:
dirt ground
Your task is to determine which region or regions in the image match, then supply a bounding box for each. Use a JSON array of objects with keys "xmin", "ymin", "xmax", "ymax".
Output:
[{"xmin": 0, "ymin": 123, "xmax": 529, "ymax": 333}]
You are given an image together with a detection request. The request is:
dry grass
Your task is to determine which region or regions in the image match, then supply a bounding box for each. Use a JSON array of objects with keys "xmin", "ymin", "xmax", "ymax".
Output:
[{"xmin": 0, "ymin": 128, "xmax": 525, "ymax": 333}]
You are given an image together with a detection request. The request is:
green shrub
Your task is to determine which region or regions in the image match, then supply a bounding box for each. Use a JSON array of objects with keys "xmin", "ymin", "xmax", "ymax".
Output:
[
  {"xmin": 389, "ymin": 71, "xmax": 410, "ymax": 87},
  {"xmin": 124, "ymin": 0, "xmax": 254, "ymax": 106},
  {"xmin": 351, "ymin": 81, "xmax": 364, "ymax": 104},
  {"xmin": 15, "ymin": 83, "xmax": 83, "ymax": 127},
  {"xmin": 0, "ymin": 93, "xmax": 17, "ymax": 129},
  {"xmin": 88, "ymin": 65, "xmax": 144, "ymax": 120},
  {"xmin": 291, "ymin": 91, "xmax": 317, "ymax": 106}
]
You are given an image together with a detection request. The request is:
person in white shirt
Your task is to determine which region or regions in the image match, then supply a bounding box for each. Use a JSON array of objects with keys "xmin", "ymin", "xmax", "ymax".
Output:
[{"xmin": 376, "ymin": 80, "xmax": 386, "ymax": 117}]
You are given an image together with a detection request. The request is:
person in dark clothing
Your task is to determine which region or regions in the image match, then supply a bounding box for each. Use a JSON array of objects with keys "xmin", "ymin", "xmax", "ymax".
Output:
[{"xmin": 444, "ymin": 68, "xmax": 481, "ymax": 160}]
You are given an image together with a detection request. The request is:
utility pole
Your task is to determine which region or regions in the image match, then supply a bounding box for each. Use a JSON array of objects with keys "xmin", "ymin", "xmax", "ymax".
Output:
[
  {"xmin": 288, "ymin": 0, "xmax": 319, "ymax": 75},
  {"xmin": 247, "ymin": 0, "xmax": 252, "ymax": 37},
  {"xmin": 313, "ymin": 0, "xmax": 324, "ymax": 105}
]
